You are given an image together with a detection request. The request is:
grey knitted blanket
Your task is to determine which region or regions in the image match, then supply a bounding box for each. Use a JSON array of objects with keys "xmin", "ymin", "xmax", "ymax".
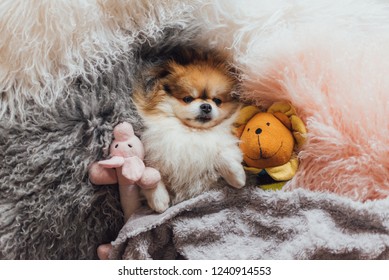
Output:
[{"xmin": 111, "ymin": 186, "xmax": 389, "ymax": 260}]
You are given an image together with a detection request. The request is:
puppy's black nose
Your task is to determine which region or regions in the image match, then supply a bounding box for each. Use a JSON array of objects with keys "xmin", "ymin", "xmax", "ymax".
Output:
[
  {"xmin": 200, "ymin": 103, "xmax": 212, "ymax": 113},
  {"xmin": 255, "ymin": 128, "xmax": 262, "ymax": 135}
]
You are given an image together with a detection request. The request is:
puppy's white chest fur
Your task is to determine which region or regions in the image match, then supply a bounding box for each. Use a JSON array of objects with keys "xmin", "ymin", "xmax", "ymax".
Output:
[{"xmin": 141, "ymin": 116, "xmax": 243, "ymax": 204}]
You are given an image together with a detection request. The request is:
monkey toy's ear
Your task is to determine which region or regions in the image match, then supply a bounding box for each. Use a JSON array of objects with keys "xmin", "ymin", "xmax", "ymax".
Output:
[
  {"xmin": 233, "ymin": 105, "xmax": 261, "ymax": 138},
  {"xmin": 273, "ymin": 112, "xmax": 292, "ymax": 130}
]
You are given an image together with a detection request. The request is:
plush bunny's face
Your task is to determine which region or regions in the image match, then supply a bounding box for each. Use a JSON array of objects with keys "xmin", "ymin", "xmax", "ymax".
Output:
[
  {"xmin": 239, "ymin": 112, "xmax": 294, "ymax": 169},
  {"xmin": 109, "ymin": 122, "xmax": 145, "ymax": 159}
]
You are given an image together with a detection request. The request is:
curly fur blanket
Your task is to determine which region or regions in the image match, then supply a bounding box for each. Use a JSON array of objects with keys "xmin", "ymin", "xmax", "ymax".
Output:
[
  {"xmin": 1, "ymin": 0, "xmax": 389, "ymax": 259},
  {"xmin": 110, "ymin": 186, "xmax": 389, "ymax": 260}
]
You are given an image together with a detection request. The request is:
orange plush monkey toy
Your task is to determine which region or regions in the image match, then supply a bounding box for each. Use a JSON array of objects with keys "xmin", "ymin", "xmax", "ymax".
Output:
[{"xmin": 235, "ymin": 102, "xmax": 307, "ymax": 189}]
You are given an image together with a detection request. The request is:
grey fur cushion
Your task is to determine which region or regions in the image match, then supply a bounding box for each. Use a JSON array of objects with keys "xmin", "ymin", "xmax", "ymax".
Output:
[
  {"xmin": 0, "ymin": 55, "xmax": 138, "ymax": 259},
  {"xmin": 0, "ymin": 27, "xmax": 202, "ymax": 260}
]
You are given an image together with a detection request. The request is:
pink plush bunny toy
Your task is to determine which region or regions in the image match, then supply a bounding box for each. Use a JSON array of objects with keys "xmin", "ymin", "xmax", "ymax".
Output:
[
  {"xmin": 88, "ymin": 122, "xmax": 161, "ymax": 259},
  {"xmin": 89, "ymin": 121, "xmax": 161, "ymax": 220}
]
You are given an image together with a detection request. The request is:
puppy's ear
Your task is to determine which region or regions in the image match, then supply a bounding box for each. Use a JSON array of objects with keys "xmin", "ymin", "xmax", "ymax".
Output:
[
  {"xmin": 144, "ymin": 59, "xmax": 179, "ymax": 90},
  {"xmin": 140, "ymin": 64, "xmax": 170, "ymax": 94},
  {"xmin": 152, "ymin": 64, "xmax": 172, "ymax": 79}
]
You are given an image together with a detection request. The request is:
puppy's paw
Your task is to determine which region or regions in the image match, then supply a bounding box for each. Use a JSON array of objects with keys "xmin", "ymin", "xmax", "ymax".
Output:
[
  {"xmin": 148, "ymin": 194, "xmax": 170, "ymax": 213},
  {"xmin": 143, "ymin": 182, "xmax": 170, "ymax": 213},
  {"xmin": 223, "ymin": 164, "xmax": 246, "ymax": 189}
]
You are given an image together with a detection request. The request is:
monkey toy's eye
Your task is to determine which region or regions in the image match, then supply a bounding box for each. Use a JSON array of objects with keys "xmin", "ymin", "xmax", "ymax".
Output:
[
  {"xmin": 128, "ymin": 144, "xmax": 132, "ymax": 148},
  {"xmin": 183, "ymin": 96, "xmax": 194, "ymax": 103},
  {"xmin": 212, "ymin": 98, "xmax": 222, "ymax": 106}
]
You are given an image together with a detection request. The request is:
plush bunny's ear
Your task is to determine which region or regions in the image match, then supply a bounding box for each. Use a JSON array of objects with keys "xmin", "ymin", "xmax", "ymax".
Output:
[{"xmin": 113, "ymin": 122, "xmax": 134, "ymax": 140}]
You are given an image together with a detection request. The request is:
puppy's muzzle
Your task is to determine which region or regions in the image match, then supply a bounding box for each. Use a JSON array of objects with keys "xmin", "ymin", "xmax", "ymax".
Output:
[
  {"xmin": 200, "ymin": 103, "xmax": 212, "ymax": 114},
  {"xmin": 196, "ymin": 103, "xmax": 213, "ymax": 123}
]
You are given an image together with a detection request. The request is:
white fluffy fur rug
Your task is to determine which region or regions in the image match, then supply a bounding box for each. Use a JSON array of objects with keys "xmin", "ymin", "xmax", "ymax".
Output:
[{"xmin": 0, "ymin": 0, "xmax": 201, "ymax": 120}]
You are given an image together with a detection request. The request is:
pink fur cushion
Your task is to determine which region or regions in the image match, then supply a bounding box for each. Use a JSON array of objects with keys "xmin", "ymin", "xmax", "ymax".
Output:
[
  {"xmin": 199, "ymin": 0, "xmax": 389, "ymax": 201},
  {"xmin": 240, "ymin": 29, "xmax": 389, "ymax": 201}
]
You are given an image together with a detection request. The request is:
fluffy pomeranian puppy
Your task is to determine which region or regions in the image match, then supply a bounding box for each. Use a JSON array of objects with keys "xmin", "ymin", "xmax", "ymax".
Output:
[{"xmin": 134, "ymin": 47, "xmax": 246, "ymax": 212}]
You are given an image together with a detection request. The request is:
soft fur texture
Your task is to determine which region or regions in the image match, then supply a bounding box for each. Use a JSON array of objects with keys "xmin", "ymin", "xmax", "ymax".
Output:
[{"xmin": 1, "ymin": 0, "xmax": 389, "ymax": 260}]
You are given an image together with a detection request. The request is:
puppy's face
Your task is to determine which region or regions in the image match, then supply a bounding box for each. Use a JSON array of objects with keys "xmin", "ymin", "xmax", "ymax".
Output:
[{"xmin": 149, "ymin": 61, "xmax": 240, "ymax": 129}]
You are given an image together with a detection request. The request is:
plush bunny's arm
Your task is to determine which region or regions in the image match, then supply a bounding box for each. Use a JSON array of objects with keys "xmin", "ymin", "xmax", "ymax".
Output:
[
  {"xmin": 98, "ymin": 156, "xmax": 125, "ymax": 168},
  {"xmin": 121, "ymin": 156, "xmax": 146, "ymax": 182},
  {"xmin": 138, "ymin": 167, "xmax": 161, "ymax": 189},
  {"xmin": 89, "ymin": 162, "xmax": 118, "ymax": 185}
]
